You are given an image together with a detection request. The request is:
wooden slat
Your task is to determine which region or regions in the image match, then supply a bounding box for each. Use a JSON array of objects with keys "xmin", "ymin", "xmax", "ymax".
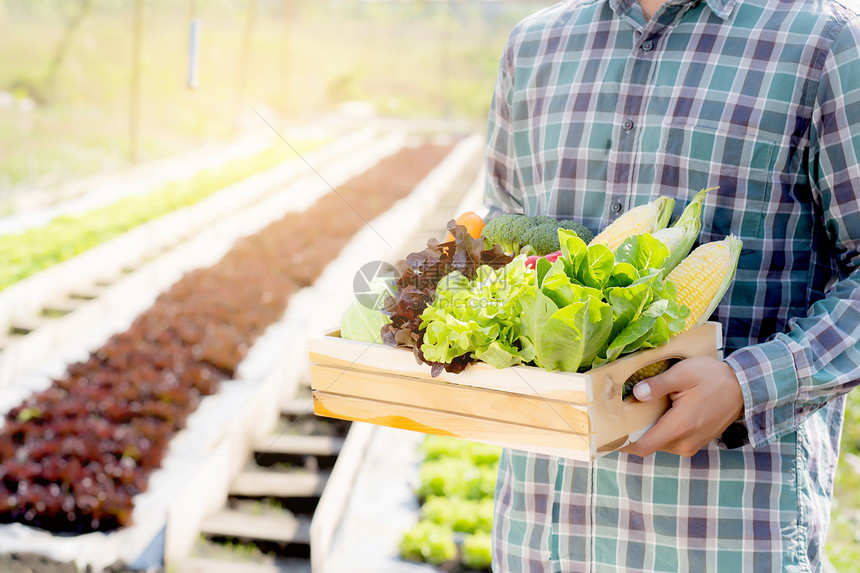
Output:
[
  {"xmin": 309, "ymin": 323, "xmax": 723, "ymax": 460},
  {"xmin": 310, "ymin": 364, "xmax": 590, "ymax": 435},
  {"xmin": 200, "ymin": 508, "xmax": 311, "ymax": 545},
  {"xmin": 313, "ymin": 392, "xmax": 593, "ymax": 460},
  {"xmin": 255, "ymin": 434, "xmax": 344, "ymax": 457},
  {"xmin": 308, "ymin": 336, "xmax": 590, "ymax": 402},
  {"xmin": 230, "ymin": 470, "xmax": 329, "ymax": 498},
  {"xmin": 310, "ymin": 323, "xmax": 723, "ymax": 405}
]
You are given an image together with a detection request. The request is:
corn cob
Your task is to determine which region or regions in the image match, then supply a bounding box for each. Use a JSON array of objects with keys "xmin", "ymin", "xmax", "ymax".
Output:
[
  {"xmin": 652, "ymin": 187, "xmax": 713, "ymax": 276},
  {"xmin": 652, "ymin": 225, "xmax": 689, "ymax": 253},
  {"xmin": 626, "ymin": 235, "xmax": 742, "ymax": 386},
  {"xmin": 668, "ymin": 235, "xmax": 742, "ymax": 331},
  {"xmin": 590, "ymin": 196, "xmax": 675, "ymax": 252}
]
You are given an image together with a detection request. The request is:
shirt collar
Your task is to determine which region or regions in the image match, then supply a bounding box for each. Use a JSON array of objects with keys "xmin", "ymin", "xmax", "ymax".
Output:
[
  {"xmin": 704, "ymin": 0, "xmax": 739, "ymax": 20},
  {"xmin": 608, "ymin": 0, "xmax": 739, "ymax": 21}
]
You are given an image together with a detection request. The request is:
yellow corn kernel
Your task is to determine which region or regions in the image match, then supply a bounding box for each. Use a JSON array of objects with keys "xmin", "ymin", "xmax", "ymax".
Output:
[
  {"xmin": 626, "ymin": 235, "xmax": 741, "ymax": 388},
  {"xmin": 666, "ymin": 237, "xmax": 740, "ymax": 331},
  {"xmin": 627, "ymin": 360, "xmax": 670, "ymax": 383},
  {"xmin": 590, "ymin": 196, "xmax": 674, "ymax": 252}
]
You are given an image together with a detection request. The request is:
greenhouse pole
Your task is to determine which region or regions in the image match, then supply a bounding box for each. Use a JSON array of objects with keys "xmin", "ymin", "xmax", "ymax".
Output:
[
  {"xmin": 188, "ymin": 0, "xmax": 201, "ymax": 90},
  {"xmin": 129, "ymin": 0, "xmax": 144, "ymax": 163}
]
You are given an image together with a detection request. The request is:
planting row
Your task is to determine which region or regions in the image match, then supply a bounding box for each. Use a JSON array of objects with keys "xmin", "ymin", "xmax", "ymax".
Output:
[
  {"xmin": 400, "ymin": 436, "xmax": 499, "ymax": 572},
  {"xmin": 0, "ymin": 141, "xmax": 453, "ymax": 534},
  {"xmin": 0, "ymin": 139, "xmax": 327, "ymax": 292}
]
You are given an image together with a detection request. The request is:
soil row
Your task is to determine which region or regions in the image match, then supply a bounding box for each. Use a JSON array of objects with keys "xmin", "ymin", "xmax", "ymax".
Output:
[{"xmin": 0, "ymin": 141, "xmax": 453, "ymax": 534}]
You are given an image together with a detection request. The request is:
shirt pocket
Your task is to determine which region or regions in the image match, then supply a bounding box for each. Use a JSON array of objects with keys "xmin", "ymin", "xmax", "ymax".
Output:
[{"xmin": 655, "ymin": 122, "xmax": 778, "ymax": 248}]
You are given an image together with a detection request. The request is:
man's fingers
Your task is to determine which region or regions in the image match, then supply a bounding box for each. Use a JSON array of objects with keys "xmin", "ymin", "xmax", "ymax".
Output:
[
  {"xmin": 632, "ymin": 365, "xmax": 683, "ymax": 402},
  {"xmin": 621, "ymin": 357, "xmax": 744, "ymax": 458},
  {"xmin": 620, "ymin": 405, "xmax": 691, "ymax": 457}
]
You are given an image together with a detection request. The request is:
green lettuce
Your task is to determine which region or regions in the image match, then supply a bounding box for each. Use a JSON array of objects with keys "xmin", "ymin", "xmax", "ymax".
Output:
[
  {"xmin": 521, "ymin": 229, "xmax": 688, "ymax": 371},
  {"xmin": 558, "ymin": 230, "xmax": 615, "ymax": 290},
  {"xmin": 419, "ymin": 259, "xmax": 535, "ymax": 369},
  {"xmin": 417, "ymin": 228, "xmax": 691, "ymax": 374},
  {"xmin": 340, "ymin": 277, "xmax": 394, "ymax": 344},
  {"xmin": 525, "ymin": 289, "xmax": 613, "ymax": 371},
  {"xmin": 614, "ymin": 233, "xmax": 670, "ymax": 271}
]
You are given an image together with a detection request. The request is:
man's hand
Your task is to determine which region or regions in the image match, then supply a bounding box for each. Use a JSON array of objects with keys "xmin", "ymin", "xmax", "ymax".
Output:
[{"xmin": 619, "ymin": 356, "xmax": 745, "ymax": 458}]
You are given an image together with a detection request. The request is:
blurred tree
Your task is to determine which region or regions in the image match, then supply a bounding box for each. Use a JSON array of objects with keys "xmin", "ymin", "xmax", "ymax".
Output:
[{"xmin": 41, "ymin": 0, "xmax": 94, "ymax": 102}]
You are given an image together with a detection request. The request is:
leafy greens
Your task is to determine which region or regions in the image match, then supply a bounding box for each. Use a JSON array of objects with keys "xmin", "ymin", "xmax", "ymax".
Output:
[
  {"xmin": 380, "ymin": 220, "xmax": 513, "ymax": 374},
  {"xmin": 417, "ymin": 229, "xmax": 689, "ymax": 374},
  {"xmin": 340, "ymin": 277, "xmax": 394, "ymax": 344}
]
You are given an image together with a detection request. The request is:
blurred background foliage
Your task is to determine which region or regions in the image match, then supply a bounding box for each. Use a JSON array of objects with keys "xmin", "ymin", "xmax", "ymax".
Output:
[{"xmin": 0, "ymin": 0, "xmax": 543, "ymax": 191}]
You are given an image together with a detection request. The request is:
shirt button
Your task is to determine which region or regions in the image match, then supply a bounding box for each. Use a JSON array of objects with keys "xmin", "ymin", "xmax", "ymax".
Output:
[
  {"xmin": 622, "ymin": 119, "xmax": 634, "ymax": 131},
  {"xmin": 642, "ymin": 40, "xmax": 654, "ymax": 52},
  {"xmin": 611, "ymin": 201, "xmax": 623, "ymax": 213}
]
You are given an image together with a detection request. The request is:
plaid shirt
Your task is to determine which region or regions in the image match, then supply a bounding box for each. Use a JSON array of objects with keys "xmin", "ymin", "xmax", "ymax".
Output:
[{"xmin": 485, "ymin": 0, "xmax": 860, "ymax": 571}]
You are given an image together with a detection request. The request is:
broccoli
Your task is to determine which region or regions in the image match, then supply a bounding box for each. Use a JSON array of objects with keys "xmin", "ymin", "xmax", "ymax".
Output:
[
  {"xmin": 481, "ymin": 214, "xmax": 533, "ymax": 254},
  {"xmin": 518, "ymin": 244, "xmax": 538, "ymax": 257},
  {"xmin": 530, "ymin": 215, "xmax": 560, "ymax": 227},
  {"xmin": 523, "ymin": 223, "xmax": 564, "ymax": 255},
  {"xmin": 557, "ymin": 220, "xmax": 594, "ymax": 244},
  {"xmin": 481, "ymin": 214, "xmax": 595, "ymax": 255}
]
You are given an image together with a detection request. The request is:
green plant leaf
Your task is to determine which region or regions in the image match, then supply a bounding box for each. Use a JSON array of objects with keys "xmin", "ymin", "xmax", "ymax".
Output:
[
  {"xmin": 535, "ymin": 256, "xmax": 553, "ymax": 288},
  {"xmin": 535, "ymin": 296, "xmax": 613, "ymax": 371},
  {"xmin": 540, "ymin": 266, "xmax": 603, "ymax": 309},
  {"xmin": 602, "ymin": 298, "xmax": 669, "ymax": 362},
  {"xmin": 517, "ymin": 285, "xmax": 559, "ymax": 348},
  {"xmin": 559, "ymin": 229, "xmax": 588, "ymax": 283},
  {"xmin": 578, "ymin": 243, "xmax": 615, "ymax": 290},
  {"xmin": 605, "ymin": 280, "xmax": 654, "ymax": 339},
  {"xmin": 475, "ymin": 340, "xmax": 526, "ymax": 369},
  {"xmin": 605, "ymin": 261, "xmax": 639, "ymax": 289},
  {"xmin": 615, "ymin": 233, "xmax": 671, "ymax": 271},
  {"xmin": 418, "ymin": 259, "xmax": 536, "ymax": 369}
]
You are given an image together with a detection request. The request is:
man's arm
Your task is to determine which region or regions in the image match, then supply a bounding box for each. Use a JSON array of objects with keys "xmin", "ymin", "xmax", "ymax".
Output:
[
  {"xmin": 484, "ymin": 38, "xmax": 524, "ymax": 219},
  {"xmin": 727, "ymin": 19, "xmax": 860, "ymax": 448},
  {"xmin": 624, "ymin": 19, "xmax": 860, "ymax": 456}
]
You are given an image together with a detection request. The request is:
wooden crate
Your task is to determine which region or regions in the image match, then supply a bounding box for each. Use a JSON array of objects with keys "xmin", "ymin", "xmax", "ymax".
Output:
[{"xmin": 308, "ymin": 322, "xmax": 722, "ymax": 461}]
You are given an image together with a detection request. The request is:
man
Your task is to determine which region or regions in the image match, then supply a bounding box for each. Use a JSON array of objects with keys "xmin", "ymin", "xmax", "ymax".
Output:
[{"xmin": 484, "ymin": 0, "xmax": 860, "ymax": 570}]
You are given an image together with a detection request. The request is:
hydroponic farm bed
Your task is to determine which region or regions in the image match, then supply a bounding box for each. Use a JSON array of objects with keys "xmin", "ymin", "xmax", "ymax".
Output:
[
  {"xmin": 0, "ymin": 129, "xmax": 383, "ymax": 388},
  {"xmin": 0, "ymin": 137, "xmax": 458, "ymax": 570}
]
